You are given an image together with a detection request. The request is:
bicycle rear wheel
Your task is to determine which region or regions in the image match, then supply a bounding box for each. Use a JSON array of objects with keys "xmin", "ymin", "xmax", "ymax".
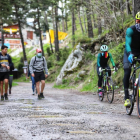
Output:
[
  {"xmin": 136, "ymin": 80, "xmax": 140, "ymax": 118},
  {"xmin": 107, "ymin": 77, "xmax": 114, "ymax": 103}
]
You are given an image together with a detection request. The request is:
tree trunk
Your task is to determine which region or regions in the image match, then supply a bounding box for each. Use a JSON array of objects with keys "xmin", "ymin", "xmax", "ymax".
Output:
[
  {"xmin": 133, "ymin": 0, "xmax": 140, "ymax": 17},
  {"xmin": 78, "ymin": 6, "xmax": 84, "ymax": 34},
  {"xmin": 119, "ymin": 0, "xmax": 123, "ymax": 11},
  {"xmin": 52, "ymin": 6, "xmax": 55, "ymax": 44},
  {"xmin": 72, "ymin": 10, "xmax": 75, "ymax": 48},
  {"xmin": 15, "ymin": 5, "xmax": 27, "ymax": 61},
  {"xmin": 44, "ymin": 11, "xmax": 53, "ymax": 53},
  {"xmin": 98, "ymin": 17, "xmax": 102, "ymax": 35},
  {"xmin": 55, "ymin": 6, "xmax": 60, "ymax": 61},
  {"xmin": 37, "ymin": 7, "xmax": 44, "ymax": 56},
  {"xmin": 86, "ymin": 0, "xmax": 94, "ymax": 38},
  {"xmin": 65, "ymin": 0, "xmax": 68, "ymax": 31},
  {"xmin": 126, "ymin": 0, "xmax": 131, "ymax": 15},
  {"xmin": 83, "ymin": 7, "xmax": 87, "ymax": 33},
  {"xmin": 61, "ymin": 1, "xmax": 65, "ymax": 32}
]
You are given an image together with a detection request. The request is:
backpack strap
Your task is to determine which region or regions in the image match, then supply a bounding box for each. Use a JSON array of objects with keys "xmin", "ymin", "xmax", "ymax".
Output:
[{"xmin": 33, "ymin": 56, "xmax": 36, "ymax": 65}]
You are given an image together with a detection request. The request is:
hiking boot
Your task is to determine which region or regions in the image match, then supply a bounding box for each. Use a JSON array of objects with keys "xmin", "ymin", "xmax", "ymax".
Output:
[
  {"xmin": 38, "ymin": 94, "xmax": 42, "ymax": 100},
  {"xmin": 124, "ymin": 99, "xmax": 131, "ymax": 107},
  {"xmin": 1, "ymin": 95, "xmax": 4, "ymax": 101},
  {"xmin": 40, "ymin": 93, "xmax": 45, "ymax": 98},
  {"xmin": 4, "ymin": 93, "xmax": 8, "ymax": 100},
  {"xmin": 9, "ymin": 89, "xmax": 11, "ymax": 94}
]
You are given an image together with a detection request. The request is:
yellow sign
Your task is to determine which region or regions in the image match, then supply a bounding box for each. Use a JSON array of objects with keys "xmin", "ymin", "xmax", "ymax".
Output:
[{"xmin": 46, "ymin": 30, "xmax": 68, "ymax": 43}]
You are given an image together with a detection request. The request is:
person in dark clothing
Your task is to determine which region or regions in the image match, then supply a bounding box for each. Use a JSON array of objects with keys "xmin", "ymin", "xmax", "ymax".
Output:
[
  {"xmin": 123, "ymin": 11, "xmax": 140, "ymax": 107},
  {"xmin": 9, "ymin": 62, "xmax": 14, "ymax": 94},
  {"xmin": 28, "ymin": 68, "xmax": 36, "ymax": 95},
  {"xmin": 97, "ymin": 45, "xmax": 116, "ymax": 97},
  {"xmin": 0, "ymin": 45, "xmax": 13, "ymax": 101}
]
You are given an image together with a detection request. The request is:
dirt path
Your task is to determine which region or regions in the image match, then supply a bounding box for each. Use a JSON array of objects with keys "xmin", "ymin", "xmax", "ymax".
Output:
[{"xmin": 0, "ymin": 82, "xmax": 140, "ymax": 140}]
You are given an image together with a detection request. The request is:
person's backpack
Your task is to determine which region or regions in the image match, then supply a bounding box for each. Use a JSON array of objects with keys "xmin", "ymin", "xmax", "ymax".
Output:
[{"xmin": 33, "ymin": 56, "xmax": 45, "ymax": 65}]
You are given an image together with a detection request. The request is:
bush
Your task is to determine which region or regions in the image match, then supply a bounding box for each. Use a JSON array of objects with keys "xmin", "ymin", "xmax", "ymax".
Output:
[
  {"xmin": 17, "ymin": 63, "xmax": 24, "ymax": 76},
  {"xmin": 47, "ymin": 47, "xmax": 52, "ymax": 56}
]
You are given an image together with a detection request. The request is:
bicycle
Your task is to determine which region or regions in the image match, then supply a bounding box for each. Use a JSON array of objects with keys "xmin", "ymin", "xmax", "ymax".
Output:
[
  {"xmin": 99, "ymin": 68, "xmax": 115, "ymax": 103},
  {"xmin": 126, "ymin": 57, "xmax": 140, "ymax": 118}
]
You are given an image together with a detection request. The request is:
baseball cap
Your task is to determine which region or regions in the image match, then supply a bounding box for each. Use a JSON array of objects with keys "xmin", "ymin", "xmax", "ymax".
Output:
[{"xmin": 36, "ymin": 48, "xmax": 42, "ymax": 53}]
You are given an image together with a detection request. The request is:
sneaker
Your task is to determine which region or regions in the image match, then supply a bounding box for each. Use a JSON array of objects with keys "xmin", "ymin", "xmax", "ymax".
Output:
[
  {"xmin": 4, "ymin": 93, "xmax": 8, "ymax": 100},
  {"xmin": 98, "ymin": 91, "xmax": 103, "ymax": 97},
  {"xmin": 1, "ymin": 95, "xmax": 4, "ymax": 101},
  {"xmin": 124, "ymin": 99, "xmax": 131, "ymax": 107},
  {"xmin": 38, "ymin": 94, "xmax": 41, "ymax": 100},
  {"xmin": 40, "ymin": 93, "xmax": 45, "ymax": 98},
  {"xmin": 32, "ymin": 92, "xmax": 35, "ymax": 95},
  {"xmin": 9, "ymin": 89, "xmax": 11, "ymax": 94}
]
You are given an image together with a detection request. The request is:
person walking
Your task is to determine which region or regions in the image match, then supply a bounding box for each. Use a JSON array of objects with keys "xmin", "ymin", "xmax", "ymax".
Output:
[
  {"xmin": 29, "ymin": 48, "xmax": 48, "ymax": 99},
  {"xmin": 0, "ymin": 45, "xmax": 13, "ymax": 101}
]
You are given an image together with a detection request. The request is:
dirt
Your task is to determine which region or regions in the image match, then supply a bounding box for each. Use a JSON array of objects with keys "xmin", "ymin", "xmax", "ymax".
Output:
[{"xmin": 0, "ymin": 82, "xmax": 140, "ymax": 140}]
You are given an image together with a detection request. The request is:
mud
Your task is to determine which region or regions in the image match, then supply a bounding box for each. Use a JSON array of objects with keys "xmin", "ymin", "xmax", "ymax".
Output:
[{"xmin": 0, "ymin": 82, "xmax": 140, "ymax": 140}]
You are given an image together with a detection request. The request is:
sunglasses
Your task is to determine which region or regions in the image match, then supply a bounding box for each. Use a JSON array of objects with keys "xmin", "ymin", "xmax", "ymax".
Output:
[{"xmin": 136, "ymin": 20, "xmax": 140, "ymax": 23}]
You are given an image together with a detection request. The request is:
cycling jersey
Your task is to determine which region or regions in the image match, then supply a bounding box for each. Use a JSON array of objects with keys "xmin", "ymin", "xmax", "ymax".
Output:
[
  {"xmin": 125, "ymin": 25, "xmax": 140, "ymax": 54},
  {"xmin": 97, "ymin": 53, "xmax": 115, "ymax": 67}
]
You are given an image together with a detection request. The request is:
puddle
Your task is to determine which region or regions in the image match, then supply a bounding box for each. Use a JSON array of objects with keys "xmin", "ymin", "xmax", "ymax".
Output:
[
  {"xmin": 51, "ymin": 123, "xmax": 74, "ymax": 126},
  {"xmin": 15, "ymin": 99, "xmax": 35, "ymax": 105},
  {"xmin": 87, "ymin": 112, "xmax": 106, "ymax": 114},
  {"xmin": 28, "ymin": 115, "xmax": 64, "ymax": 118},
  {"xmin": 67, "ymin": 131, "xmax": 95, "ymax": 134}
]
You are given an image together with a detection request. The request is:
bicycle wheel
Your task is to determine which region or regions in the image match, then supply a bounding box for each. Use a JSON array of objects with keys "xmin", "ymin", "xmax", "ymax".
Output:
[
  {"xmin": 136, "ymin": 80, "xmax": 140, "ymax": 118},
  {"xmin": 106, "ymin": 77, "xmax": 114, "ymax": 103}
]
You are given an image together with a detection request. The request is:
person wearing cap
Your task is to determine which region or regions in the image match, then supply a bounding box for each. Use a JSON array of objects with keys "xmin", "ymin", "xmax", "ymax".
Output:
[
  {"xmin": 29, "ymin": 48, "xmax": 48, "ymax": 99},
  {"xmin": 0, "ymin": 45, "xmax": 13, "ymax": 101}
]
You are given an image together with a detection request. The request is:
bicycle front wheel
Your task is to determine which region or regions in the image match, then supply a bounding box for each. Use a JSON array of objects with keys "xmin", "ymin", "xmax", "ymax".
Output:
[
  {"xmin": 136, "ymin": 80, "xmax": 140, "ymax": 118},
  {"xmin": 106, "ymin": 77, "xmax": 114, "ymax": 103}
]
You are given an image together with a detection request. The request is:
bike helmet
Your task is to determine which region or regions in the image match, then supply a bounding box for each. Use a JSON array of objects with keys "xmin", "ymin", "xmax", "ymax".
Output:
[
  {"xmin": 136, "ymin": 12, "xmax": 140, "ymax": 20},
  {"xmin": 100, "ymin": 45, "xmax": 108, "ymax": 52}
]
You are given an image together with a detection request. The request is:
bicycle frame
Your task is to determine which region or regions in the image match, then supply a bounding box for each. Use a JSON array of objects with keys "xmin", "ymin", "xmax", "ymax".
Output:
[
  {"xmin": 129, "ymin": 63, "xmax": 140, "ymax": 102},
  {"xmin": 101, "ymin": 69, "xmax": 114, "ymax": 92}
]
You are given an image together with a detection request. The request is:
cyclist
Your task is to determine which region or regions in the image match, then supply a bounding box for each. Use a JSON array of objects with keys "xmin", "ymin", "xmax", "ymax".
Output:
[
  {"xmin": 28, "ymin": 68, "xmax": 36, "ymax": 95},
  {"xmin": 123, "ymin": 11, "xmax": 140, "ymax": 107},
  {"xmin": 29, "ymin": 48, "xmax": 48, "ymax": 99},
  {"xmin": 97, "ymin": 45, "xmax": 116, "ymax": 97}
]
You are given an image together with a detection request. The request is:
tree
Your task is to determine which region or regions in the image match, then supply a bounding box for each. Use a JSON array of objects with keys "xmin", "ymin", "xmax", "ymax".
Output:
[
  {"xmin": 85, "ymin": 0, "xmax": 94, "ymax": 38},
  {"xmin": 0, "ymin": 0, "xmax": 12, "ymax": 45},
  {"xmin": 12, "ymin": 0, "xmax": 29, "ymax": 61},
  {"xmin": 133, "ymin": 0, "xmax": 140, "ymax": 16}
]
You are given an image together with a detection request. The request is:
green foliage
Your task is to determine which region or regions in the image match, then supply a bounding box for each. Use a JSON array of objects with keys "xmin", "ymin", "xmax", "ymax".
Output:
[
  {"xmin": 47, "ymin": 47, "xmax": 52, "ymax": 56},
  {"xmin": 17, "ymin": 63, "xmax": 24, "ymax": 76}
]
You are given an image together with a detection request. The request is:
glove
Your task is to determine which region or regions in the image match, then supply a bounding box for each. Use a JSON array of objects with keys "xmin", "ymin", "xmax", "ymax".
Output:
[
  {"xmin": 99, "ymin": 67, "xmax": 102, "ymax": 72},
  {"xmin": 113, "ymin": 66, "xmax": 117, "ymax": 71},
  {"xmin": 128, "ymin": 54, "xmax": 133, "ymax": 63}
]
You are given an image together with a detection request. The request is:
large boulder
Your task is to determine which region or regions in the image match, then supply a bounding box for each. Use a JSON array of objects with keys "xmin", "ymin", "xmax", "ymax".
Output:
[
  {"xmin": 94, "ymin": 43, "xmax": 100, "ymax": 51},
  {"xmin": 77, "ymin": 71, "xmax": 86, "ymax": 78},
  {"xmin": 56, "ymin": 43, "xmax": 83, "ymax": 85}
]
